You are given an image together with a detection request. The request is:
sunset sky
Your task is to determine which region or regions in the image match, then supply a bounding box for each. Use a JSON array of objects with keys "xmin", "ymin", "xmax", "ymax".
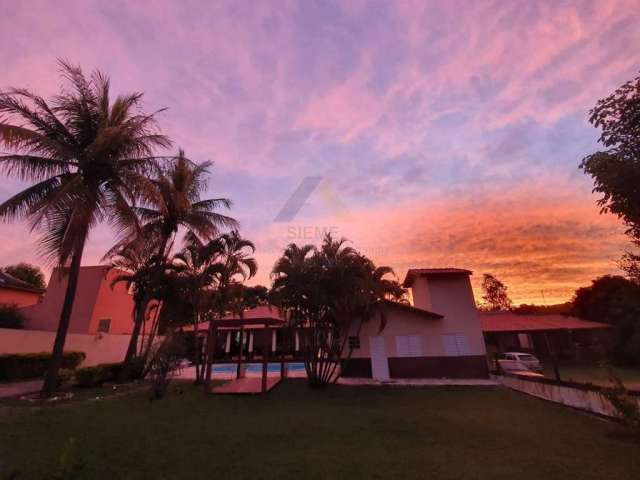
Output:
[{"xmin": 1, "ymin": 0, "xmax": 639, "ymax": 304}]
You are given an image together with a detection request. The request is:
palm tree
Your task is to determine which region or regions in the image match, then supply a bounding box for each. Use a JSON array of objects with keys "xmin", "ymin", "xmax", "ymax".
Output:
[
  {"xmin": 131, "ymin": 151, "xmax": 238, "ymax": 261},
  {"xmin": 112, "ymin": 153, "xmax": 238, "ymax": 376},
  {"xmin": 172, "ymin": 232, "xmax": 227, "ymax": 383},
  {"xmin": 0, "ymin": 61, "xmax": 171, "ymax": 394},
  {"xmin": 109, "ymin": 237, "xmax": 164, "ymax": 380},
  {"xmin": 202, "ymin": 231, "xmax": 257, "ymax": 390},
  {"xmin": 270, "ymin": 234, "xmax": 404, "ymax": 387}
]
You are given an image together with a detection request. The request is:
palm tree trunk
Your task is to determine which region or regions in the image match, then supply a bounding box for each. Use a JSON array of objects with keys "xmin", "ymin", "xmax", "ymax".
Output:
[
  {"xmin": 120, "ymin": 297, "xmax": 148, "ymax": 382},
  {"xmin": 41, "ymin": 234, "xmax": 87, "ymax": 396}
]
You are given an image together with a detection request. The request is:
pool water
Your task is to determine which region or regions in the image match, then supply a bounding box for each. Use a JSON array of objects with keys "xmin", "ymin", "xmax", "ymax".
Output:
[{"xmin": 212, "ymin": 362, "xmax": 305, "ymax": 374}]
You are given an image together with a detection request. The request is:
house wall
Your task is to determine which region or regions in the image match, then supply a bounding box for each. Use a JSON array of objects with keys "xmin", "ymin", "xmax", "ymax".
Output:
[
  {"xmin": 0, "ymin": 288, "xmax": 41, "ymax": 307},
  {"xmin": 0, "ymin": 327, "xmax": 135, "ymax": 366},
  {"xmin": 344, "ymin": 307, "xmax": 488, "ymax": 378},
  {"xmin": 414, "ymin": 273, "xmax": 486, "ymax": 356},
  {"xmin": 21, "ymin": 266, "xmax": 136, "ymax": 334},
  {"xmin": 87, "ymin": 269, "xmax": 136, "ymax": 334},
  {"xmin": 342, "ymin": 272, "xmax": 488, "ymax": 379}
]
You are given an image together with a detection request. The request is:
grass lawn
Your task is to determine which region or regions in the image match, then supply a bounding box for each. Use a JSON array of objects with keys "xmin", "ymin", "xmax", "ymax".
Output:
[
  {"xmin": 1, "ymin": 380, "xmax": 639, "ymax": 480},
  {"xmin": 543, "ymin": 361, "xmax": 640, "ymax": 389}
]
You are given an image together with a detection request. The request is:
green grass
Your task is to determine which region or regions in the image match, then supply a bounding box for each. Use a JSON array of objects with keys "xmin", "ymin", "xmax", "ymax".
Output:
[
  {"xmin": 1, "ymin": 380, "xmax": 639, "ymax": 479},
  {"xmin": 543, "ymin": 362, "xmax": 640, "ymax": 388}
]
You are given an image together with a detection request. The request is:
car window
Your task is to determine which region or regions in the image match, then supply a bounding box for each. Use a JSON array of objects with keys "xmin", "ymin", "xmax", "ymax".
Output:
[{"xmin": 517, "ymin": 354, "xmax": 536, "ymax": 361}]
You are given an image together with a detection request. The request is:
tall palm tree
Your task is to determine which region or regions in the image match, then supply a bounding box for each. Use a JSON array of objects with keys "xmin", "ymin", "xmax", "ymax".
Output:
[
  {"xmin": 109, "ymin": 237, "xmax": 164, "ymax": 380},
  {"xmin": 0, "ymin": 61, "xmax": 171, "ymax": 394},
  {"xmin": 111, "ymin": 153, "xmax": 238, "ymax": 376},
  {"xmin": 202, "ymin": 231, "xmax": 257, "ymax": 390},
  {"xmin": 172, "ymin": 231, "xmax": 226, "ymax": 383},
  {"xmin": 132, "ymin": 151, "xmax": 238, "ymax": 261}
]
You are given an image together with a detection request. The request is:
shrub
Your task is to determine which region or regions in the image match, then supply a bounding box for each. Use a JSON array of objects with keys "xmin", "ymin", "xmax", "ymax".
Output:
[
  {"xmin": 0, "ymin": 351, "xmax": 85, "ymax": 381},
  {"xmin": 57, "ymin": 368, "xmax": 75, "ymax": 387},
  {"xmin": 0, "ymin": 303, "xmax": 25, "ymax": 329},
  {"xmin": 75, "ymin": 362, "xmax": 124, "ymax": 388}
]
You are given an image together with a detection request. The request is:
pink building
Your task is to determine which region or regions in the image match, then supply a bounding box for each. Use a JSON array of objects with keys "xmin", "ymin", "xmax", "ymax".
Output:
[
  {"xmin": 21, "ymin": 266, "xmax": 136, "ymax": 334},
  {"xmin": 0, "ymin": 271, "xmax": 44, "ymax": 307}
]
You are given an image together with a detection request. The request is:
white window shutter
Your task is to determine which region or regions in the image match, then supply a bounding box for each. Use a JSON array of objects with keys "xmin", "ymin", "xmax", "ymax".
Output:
[{"xmin": 442, "ymin": 333, "xmax": 470, "ymax": 356}]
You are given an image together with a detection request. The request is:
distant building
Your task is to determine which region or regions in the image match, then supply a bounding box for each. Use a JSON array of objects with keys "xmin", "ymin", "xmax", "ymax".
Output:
[
  {"xmin": 481, "ymin": 311, "xmax": 611, "ymax": 360},
  {"xmin": 21, "ymin": 266, "xmax": 136, "ymax": 334},
  {"xmin": 0, "ymin": 271, "xmax": 44, "ymax": 307}
]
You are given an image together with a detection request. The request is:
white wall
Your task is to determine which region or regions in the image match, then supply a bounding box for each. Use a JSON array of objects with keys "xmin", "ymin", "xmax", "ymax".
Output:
[
  {"xmin": 499, "ymin": 374, "xmax": 640, "ymax": 418},
  {"xmin": 0, "ymin": 328, "xmax": 135, "ymax": 366},
  {"xmin": 415, "ymin": 274, "xmax": 486, "ymax": 356}
]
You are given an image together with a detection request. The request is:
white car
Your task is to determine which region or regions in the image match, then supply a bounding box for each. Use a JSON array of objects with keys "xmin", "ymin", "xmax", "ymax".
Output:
[{"xmin": 496, "ymin": 352, "xmax": 543, "ymax": 374}]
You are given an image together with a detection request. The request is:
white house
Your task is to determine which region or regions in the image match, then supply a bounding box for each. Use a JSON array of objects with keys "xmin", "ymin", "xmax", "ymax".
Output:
[{"xmin": 342, "ymin": 268, "xmax": 489, "ymax": 379}]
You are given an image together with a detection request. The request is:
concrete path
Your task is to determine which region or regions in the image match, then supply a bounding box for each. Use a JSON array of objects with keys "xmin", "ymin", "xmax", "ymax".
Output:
[{"xmin": 0, "ymin": 380, "xmax": 43, "ymax": 398}]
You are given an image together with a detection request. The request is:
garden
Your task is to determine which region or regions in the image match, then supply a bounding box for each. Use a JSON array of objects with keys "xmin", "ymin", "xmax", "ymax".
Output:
[{"xmin": 1, "ymin": 381, "xmax": 640, "ymax": 480}]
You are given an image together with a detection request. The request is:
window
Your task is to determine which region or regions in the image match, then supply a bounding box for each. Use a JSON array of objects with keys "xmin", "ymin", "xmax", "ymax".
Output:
[
  {"xmin": 395, "ymin": 335, "xmax": 424, "ymax": 357},
  {"xmin": 442, "ymin": 333, "xmax": 471, "ymax": 356},
  {"xmin": 348, "ymin": 336, "xmax": 360, "ymax": 349},
  {"xmin": 97, "ymin": 318, "xmax": 111, "ymax": 333}
]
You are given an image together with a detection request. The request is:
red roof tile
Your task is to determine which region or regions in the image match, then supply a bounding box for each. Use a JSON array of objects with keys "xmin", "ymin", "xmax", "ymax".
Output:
[
  {"xmin": 480, "ymin": 311, "xmax": 611, "ymax": 333},
  {"xmin": 0, "ymin": 271, "xmax": 44, "ymax": 294}
]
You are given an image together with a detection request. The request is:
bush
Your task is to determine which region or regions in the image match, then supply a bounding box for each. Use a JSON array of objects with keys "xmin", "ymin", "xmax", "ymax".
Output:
[
  {"xmin": 0, "ymin": 303, "xmax": 25, "ymax": 329},
  {"xmin": 57, "ymin": 368, "xmax": 75, "ymax": 387},
  {"xmin": 0, "ymin": 351, "xmax": 85, "ymax": 381},
  {"xmin": 75, "ymin": 362, "xmax": 124, "ymax": 388}
]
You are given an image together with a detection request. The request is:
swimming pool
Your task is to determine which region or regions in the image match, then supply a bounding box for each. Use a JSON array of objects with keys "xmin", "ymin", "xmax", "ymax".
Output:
[{"xmin": 212, "ymin": 362, "xmax": 306, "ymax": 374}]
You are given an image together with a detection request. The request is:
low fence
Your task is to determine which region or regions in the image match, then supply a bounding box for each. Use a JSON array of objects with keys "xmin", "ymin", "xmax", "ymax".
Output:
[
  {"xmin": 0, "ymin": 328, "xmax": 138, "ymax": 367},
  {"xmin": 497, "ymin": 372, "xmax": 640, "ymax": 418}
]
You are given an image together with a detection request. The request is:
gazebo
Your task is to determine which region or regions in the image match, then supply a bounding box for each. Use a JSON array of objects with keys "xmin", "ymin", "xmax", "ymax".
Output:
[{"xmin": 196, "ymin": 306, "xmax": 303, "ymax": 394}]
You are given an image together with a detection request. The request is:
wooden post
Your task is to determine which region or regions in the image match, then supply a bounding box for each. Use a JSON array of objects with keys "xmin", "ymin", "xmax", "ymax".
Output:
[
  {"xmin": 224, "ymin": 331, "xmax": 231, "ymax": 358},
  {"xmin": 262, "ymin": 327, "xmax": 269, "ymax": 393},
  {"xmin": 280, "ymin": 328, "xmax": 286, "ymax": 378},
  {"xmin": 544, "ymin": 332, "xmax": 561, "ymax": 381},
  {"xmin": 204, "ymin": 326, "xmax": 218, "ymax": 392},
  {"xmin": 237, "ymin": 327, "xmax": 245, "ymax": 379}
]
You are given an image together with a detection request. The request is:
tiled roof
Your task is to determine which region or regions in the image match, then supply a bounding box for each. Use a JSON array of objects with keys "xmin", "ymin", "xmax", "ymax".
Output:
[
  {"xmin": 0, "ymin": 271, "xmax": 45, "ymax": 294},
  {"xmin": 381, "ymin": 300, "xmax": 443, "ymax": 319},
  {"xmin": 480, "ymin": 311, "xmax": 611, "ymax": 333},
  {"xmin": 403, "ymin": 268, "xmax": 472, "ymax": 287}
]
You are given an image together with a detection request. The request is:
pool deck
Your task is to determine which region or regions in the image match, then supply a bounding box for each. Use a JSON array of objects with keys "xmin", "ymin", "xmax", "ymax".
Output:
[{"xmin": 210, "ymin": 377, "xmax": 282, "ymax": 395}]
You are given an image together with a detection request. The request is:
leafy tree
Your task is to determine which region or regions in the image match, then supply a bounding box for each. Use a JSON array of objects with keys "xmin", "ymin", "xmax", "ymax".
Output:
[
  {"xmin": 0, "ymin": 303, "xmax": 25, "ymax": 329},
  {"xmin": 270, "ymin": 234, "xmax": 405, "ymax": 387},
  {"xmin": 0, "ymin": 61, "xmax": 171, "ymax": 395},
  {"xmin": 479, "ymin": 274, "xmax": 512, "ymax": 311},
  {"xmin": 581, "ymin": 73, "xmax": 640, "ymax": 279},
  {"xmin": 240, "ymin": 285, "xmax": 269, "ymax": 308},
  {"xmin": 2, "ymin": 262, "xmax": 46, "ymax": 290},
  {"xmin": 571, "ymin": 275, "xmax": 640, "ymax": 365}
]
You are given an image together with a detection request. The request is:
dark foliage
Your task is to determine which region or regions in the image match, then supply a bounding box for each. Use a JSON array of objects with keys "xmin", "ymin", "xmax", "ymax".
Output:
[
  {"xmin": 514, "ymin": 302, "xmax": 572, "ymax": 315},
  {"xmin": 2, "ymin": 262, "xmax": 46, "ymax": 290},
  {"xmin": 571, "ymin": 275, "xmax": 640, "ymax": 365},
  {"xmin": 0, "ymin": 303, "xmax": 26, "ymax": 329},
  {"xmin": 0, "ymin": 351, "xmax": 85, "ymax": 381}
]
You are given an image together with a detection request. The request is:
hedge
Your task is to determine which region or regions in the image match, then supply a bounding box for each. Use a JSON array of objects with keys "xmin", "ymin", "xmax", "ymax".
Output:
[
  {"xmin": 0, "ymin": 351, "xmax": 86, "ymax": 381},
  {"xmin": 75, "ymin": 362, "xmax": 123, "ymax": 387}
]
